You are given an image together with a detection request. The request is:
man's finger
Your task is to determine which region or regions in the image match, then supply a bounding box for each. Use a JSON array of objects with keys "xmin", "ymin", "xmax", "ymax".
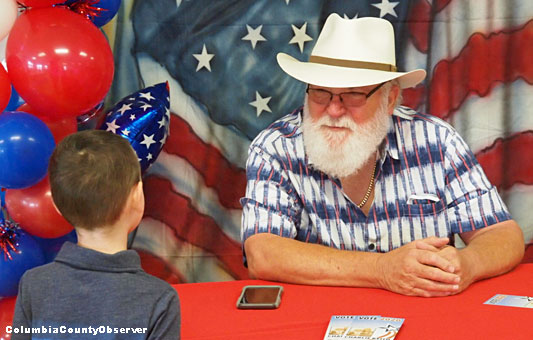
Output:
[
  {"xmin": 414, "ymin": 276, "xmax": 460, "ymax": 294},
  {"xmin": 418, "ymin": 236, "xmax": 450, "ymax": 248},
  {"xmin": 418, "ymin": 263, "xmax": 460, "ymax": 284},
  {"xmin": 416, "ymin": 249, "xmax": 456, "ymax": 273},
  {"xmin": 415, "ymin": 241, "xmax": 440, "ymax": 252}
]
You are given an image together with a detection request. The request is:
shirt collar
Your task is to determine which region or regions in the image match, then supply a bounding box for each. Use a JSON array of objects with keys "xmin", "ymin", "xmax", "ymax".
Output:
[
  {"xmin": 55, "ymin": 241, "xmax": 142, "ymax": 273},
  {"xmin": 382, "ymin": 107, "xmax": 414, "ymax": 162}
]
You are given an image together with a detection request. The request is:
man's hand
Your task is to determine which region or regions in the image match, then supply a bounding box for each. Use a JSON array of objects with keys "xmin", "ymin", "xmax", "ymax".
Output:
[
  {"xmin": 431, "ymin": 245, "xmax": 475, "ymax": 294},
  {"xmin": 376, "ymin": 237, "xmax": 461, "ymax": 297}
]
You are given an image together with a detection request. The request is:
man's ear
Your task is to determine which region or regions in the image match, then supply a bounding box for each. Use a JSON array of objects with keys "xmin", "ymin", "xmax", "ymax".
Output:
[{"xmin": 387, "ymin": 84, "xmax": 400, "ymax": 115}]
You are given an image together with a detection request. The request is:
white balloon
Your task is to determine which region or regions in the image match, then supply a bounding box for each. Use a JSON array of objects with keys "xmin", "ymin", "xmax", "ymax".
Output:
[{"xmin": 0, "ymin": 0, "xmax": 18, "ymax": 41}]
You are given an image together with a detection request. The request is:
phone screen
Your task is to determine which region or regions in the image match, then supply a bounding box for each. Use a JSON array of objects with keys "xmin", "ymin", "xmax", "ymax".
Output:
[{"xmin": 237, "ymin": 285, "xmax": 283, "ymax": 309}]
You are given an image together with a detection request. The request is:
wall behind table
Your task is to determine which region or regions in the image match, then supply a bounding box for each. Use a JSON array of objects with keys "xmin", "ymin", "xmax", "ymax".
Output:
[{"xmin": 106, "ymin": 0, "xmax": 533, "ymax": 283}]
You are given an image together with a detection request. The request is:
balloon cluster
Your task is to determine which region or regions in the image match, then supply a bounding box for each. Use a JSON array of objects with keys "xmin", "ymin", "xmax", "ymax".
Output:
[
  {"xmin": 0, "ymin": 220, "xmax": 46, "ymax": 297},
  {"xmin": 0, "ymin": 0, "xmax": 171, "ymax": 300}
]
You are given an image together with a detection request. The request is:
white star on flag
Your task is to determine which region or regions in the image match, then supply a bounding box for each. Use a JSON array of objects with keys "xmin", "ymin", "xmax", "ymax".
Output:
[
  {"xmin": 249, "ymin": 91, "xmax": 272, "ymax": 117},
  {"xmin": 193, "ymin": 44, "xmax": 215, "ymax": 72},
  {"xmin": 146, "ymin": 153, "xmax": 153, "ymax": 161},
  {"xmin": 372, "ymin": 0, "xmax": 399, "ymax": 18},
  {"xmin": 140, "ymin": 103, "xmax": 152, "ymax": 111},
  {"xmin": 139, "ymin": 91, "xmax": 155, "ymax": 101},
  {"xmin": 129, "ymin": 114, "xmax": 136, "ymax": 121},
  {"xmin": 158, "ymin": 117, "xmax": 166, "ymax": 129},
  {"xmin": 289, "ymin": 22, "xmax": 313, "ymax": 53},
  {"xmin": 117, "ymin": 103, "xmax": 132, "ymax": 115},
  {"xmin": 242, "ymin": 25, "xmax": 267, "ymax": 49},
  {"xmin": 122, "ymin": 128, "xmax": 130, "ymax": 136},
  {"xmin": 140, "ymin": 134, "xmax": 156, "ymax": 149},
  {"xmin": 105, "ymin": 119, "xmax": 120, "ymax": 133}
]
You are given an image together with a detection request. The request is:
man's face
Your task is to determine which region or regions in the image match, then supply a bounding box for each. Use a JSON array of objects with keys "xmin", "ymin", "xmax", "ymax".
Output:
[
  {"xmin": 306, "ymin": 83, "xmax": 398, "ymax": 129},
  {"xmin": 302, "ymin": 82, "xmax": 399, "ymax": 178}
]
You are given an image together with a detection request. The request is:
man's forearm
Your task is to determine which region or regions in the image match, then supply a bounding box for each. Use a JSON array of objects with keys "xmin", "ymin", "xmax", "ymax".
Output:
[
  {"xmin": 244, "ymin": 233, "xmax": 382, "ymax": 287},
  {"xmin": 245, "ymin": 233, "xmax": 462, "ymax": 296},
  {"xmin": 460, "ymin": 220, "xmax": 524, "ymax": 283}
]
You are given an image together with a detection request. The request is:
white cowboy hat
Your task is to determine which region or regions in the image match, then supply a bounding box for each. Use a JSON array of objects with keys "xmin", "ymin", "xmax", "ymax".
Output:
[{"xmin": 277, "ymin": 14, "xmax": 426, "ymax": 89}]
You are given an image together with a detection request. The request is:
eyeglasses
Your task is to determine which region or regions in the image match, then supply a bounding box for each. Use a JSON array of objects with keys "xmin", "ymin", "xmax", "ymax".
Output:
[{"xmin": 306, "ymin": 82, "xmax": 386, "ymax": 107}]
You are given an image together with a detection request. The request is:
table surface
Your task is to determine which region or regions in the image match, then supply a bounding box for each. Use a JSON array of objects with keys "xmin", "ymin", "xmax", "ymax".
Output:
[{"xmin": 173, "ymin": 263, "xmax": 533, "ymax": 340}]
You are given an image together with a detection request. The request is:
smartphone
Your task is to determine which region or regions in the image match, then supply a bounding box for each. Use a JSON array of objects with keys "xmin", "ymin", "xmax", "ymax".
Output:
[{"xmin": 236, "ymin": 285, "xmax": 284, "ymax": 309}]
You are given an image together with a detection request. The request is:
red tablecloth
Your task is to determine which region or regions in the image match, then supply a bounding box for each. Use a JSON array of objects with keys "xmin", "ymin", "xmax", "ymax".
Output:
[{"xmin": 173, "ymin": 263, "xmax": 533, "ymax": 340}]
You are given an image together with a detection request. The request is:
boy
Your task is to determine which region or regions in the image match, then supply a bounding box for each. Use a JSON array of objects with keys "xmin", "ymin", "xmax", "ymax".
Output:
[{"xmin": 12, "ymin": 130, "xmax": 180, "ymax": 339}]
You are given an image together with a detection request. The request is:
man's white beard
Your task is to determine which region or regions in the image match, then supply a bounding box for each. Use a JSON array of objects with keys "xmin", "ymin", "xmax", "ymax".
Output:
[{"xmin": 302, "ymin": 93, "xmax": 392, "ymax": 178}]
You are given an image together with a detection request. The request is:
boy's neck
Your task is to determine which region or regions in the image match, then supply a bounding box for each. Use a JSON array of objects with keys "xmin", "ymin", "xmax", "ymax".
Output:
[{"xmin": 75, "ymin": 224, "xmax": 130, "ymax": 254}]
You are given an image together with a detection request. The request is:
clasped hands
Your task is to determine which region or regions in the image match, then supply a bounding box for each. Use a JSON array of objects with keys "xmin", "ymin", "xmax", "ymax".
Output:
[{"xmin": 376, "ymin": 236, "xmax": 474, "ymax": 297}]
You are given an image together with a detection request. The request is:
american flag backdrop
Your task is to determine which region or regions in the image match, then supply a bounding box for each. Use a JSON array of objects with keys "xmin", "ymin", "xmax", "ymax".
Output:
[{"xmin": 106, "ymin": 0, "xmax": 533, "ymax": 283}]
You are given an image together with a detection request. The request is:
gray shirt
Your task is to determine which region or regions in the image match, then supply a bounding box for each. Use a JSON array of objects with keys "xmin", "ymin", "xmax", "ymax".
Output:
[{"xmin": 12, "ymin": 242, "xmax": 180, "ymax": 340}]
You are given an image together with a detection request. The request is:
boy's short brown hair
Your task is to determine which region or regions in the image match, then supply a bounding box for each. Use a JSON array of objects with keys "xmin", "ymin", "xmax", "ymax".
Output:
[{"xmin": 49, "ymin": 130, "xmax": 141, "ymax": 230}]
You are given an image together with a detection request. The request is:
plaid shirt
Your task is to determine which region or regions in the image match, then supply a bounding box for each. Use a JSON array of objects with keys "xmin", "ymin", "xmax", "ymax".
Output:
[{"xmin": 241, "ymin": 106, "xmax": 511, "ymax": 255}]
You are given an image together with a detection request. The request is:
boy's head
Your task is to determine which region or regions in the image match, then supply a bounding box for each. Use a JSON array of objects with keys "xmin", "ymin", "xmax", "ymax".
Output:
[{"xmin": 49, "ymin": 130, "xmax": 142, "ymax": 230}]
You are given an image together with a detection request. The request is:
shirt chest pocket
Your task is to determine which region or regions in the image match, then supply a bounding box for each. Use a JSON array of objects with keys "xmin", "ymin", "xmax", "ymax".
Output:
[{"xmin": 401, "ymin": 194, "xmax": 446, "ymax": 216}]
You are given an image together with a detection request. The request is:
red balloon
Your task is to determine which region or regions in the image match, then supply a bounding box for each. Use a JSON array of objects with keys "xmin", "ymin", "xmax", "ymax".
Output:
[
  {"xmin": 0, "ymin": 297, "xmax": 16, "ymax": 339},
  {"xmin": 0, "ymin": 63, "xmax": 11, "ymax": 112},
  {"xmin": 6, "ymin": 176, "xmax": 74, "ymax": 239},
  {"xmin": 18, "ymin": 0, "xmax": 66, "ymax": 8},
  {"xmin": 17, "ymin": 103, "xmax": 78, "ymax": 143},
  {"xmin": 6, "ymin": 7, "xmax": 114, "ymax": 120}
]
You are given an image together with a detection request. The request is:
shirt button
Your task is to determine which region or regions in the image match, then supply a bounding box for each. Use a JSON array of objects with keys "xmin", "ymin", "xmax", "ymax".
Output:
[{"xmin": 368, "ymin": 243, "xmax": 375, "ymax": 250}]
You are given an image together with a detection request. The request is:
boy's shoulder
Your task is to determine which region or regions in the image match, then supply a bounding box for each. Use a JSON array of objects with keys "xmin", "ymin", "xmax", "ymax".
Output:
[
  {"xmin": 21, "ymin": 243, "xmax": 176, "ymax": 295},
  {"xmin": 20, "ymin": 260, "xmax": 64, "ymax": 285},
  {"xmin": 135, "ymin": 269, "xmax": 179, "ymax": 295}
]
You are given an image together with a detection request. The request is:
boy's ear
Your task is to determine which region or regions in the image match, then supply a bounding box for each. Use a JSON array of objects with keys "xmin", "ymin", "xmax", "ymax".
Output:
[
  {"xmin": 131, "ymin": 180, "xmax": 144, "ymax": 207},
  {"xmin": 134, "ymin": 180, "xmax": 143, "ymax": 198}
]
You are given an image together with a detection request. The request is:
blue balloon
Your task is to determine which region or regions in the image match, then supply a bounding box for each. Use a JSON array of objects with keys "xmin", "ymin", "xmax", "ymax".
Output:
[
  {"xmin": 0, "ymin": 112, "xmax": 55, "ymax": 189},
  {"xmin": 92, "ymin": 0, "xmax": 121, "ymax": 27},
  {"xmin": 0, "ymin": 229, "xmax": 46, "ymax": 297},
  {"xmin": 33, "ymin": 230, "xmax": 77, "ymax": 263},
  {"xmin": 4, "ymin": 86, "xmax": 25, "ymax": 112}
]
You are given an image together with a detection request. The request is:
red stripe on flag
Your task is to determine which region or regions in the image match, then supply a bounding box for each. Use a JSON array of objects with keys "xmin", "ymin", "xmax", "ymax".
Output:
[
  {"xmin": 407, "ymin": 0, "xmax": 431, "ymax": 53},
  {"xmin": 429, "ymin": 20, "xmax": 533, "ymax": 119},
  {"xmin": 138, "ymin": 249, "xmax": 186, "ymax": 284},
  {"xmin": 401, "ymin": 85, "xmax": 426, "ymax": 110},
  {"xmin": 163, "ymin": 114, "xmax": 247, "ymax": 210},
  {"xmin": 434, "ymin": 0, "xmax": 452, "ymax": 12},
  {"xmin": 143, "ymin": 175, "xmax": 249, "ymax": 280},
  {"xmin": 476, "ymin": 131, "xmax": 533, "ymax": 190}
]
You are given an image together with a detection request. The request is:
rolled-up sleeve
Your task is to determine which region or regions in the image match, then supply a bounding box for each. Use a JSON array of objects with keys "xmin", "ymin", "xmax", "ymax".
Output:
[
  {"xmin": 240, "ymin": 145, "xmax": 300, "ymax": 245},
  {"xmin": 443, "ymin": 131, "xmax": 511, "ymax": 234}
]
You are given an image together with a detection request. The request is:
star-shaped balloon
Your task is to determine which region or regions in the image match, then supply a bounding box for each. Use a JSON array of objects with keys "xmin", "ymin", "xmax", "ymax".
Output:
[{"xmin": 101, "ymin": 82, "xmax": 170, "ymax": 173}]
